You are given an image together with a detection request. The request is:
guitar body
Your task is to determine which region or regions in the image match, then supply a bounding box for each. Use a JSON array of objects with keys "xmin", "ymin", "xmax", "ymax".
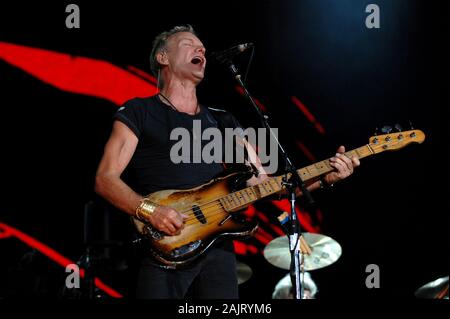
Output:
[{"xmin": 133, "ymin": 171, "xmax": 258, "ymax": 268}]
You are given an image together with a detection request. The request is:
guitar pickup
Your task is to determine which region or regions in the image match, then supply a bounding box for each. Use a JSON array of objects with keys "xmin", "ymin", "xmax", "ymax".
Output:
[{"xmin": 192, "ymin": 205, "xmax": 207, "ymax": 224}]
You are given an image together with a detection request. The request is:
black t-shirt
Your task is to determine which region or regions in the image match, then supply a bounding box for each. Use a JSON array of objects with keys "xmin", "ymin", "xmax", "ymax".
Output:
[{"xmin": 114, "ymin": 95, "xmax": 228, "ymax": 195}]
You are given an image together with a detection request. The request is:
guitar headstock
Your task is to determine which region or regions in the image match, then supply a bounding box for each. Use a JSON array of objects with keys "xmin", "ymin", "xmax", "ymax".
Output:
[{"xmin": 368, "ymin": 129, "xmax": 425, "ymax": 154}]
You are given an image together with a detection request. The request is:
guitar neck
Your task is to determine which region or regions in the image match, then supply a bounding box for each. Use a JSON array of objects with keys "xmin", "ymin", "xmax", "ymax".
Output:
[
  {"xmin": 291, "ymin": 144, "xmax": 374, "ymax": 183},
  {"xmin": 220, "ymin": 144, "xmax": 375, "ymax": 211}
]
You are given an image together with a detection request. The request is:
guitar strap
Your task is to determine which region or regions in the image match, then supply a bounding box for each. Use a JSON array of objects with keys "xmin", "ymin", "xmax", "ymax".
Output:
[
  {"xmin": 207, "ymin": 107, "xmax": 257, "ymax": 175},
  {"xmin": 207, "ymin": 107, "xmax": 242, "ymax": 132}
]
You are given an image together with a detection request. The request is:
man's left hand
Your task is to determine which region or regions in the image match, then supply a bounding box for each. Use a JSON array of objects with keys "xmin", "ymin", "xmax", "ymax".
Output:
[{"xmin": 323, "ymin": 145, "xmax": 360, "ymax": 186}]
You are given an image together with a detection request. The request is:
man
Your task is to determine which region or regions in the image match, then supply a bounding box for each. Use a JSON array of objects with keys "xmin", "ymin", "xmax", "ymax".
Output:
[{"xmin": 95, "ymin": 25, "xmax": 360, "ymax": 299}]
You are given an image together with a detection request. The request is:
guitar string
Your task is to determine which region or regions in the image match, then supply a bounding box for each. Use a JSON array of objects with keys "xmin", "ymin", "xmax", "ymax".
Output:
[
  {"xmin": 175, "ymin": 153, "xmax": 344, "ymax": 219},
  {"xmin": 140, "ymin": 189, "xmax": 263, "ymax": 226},
  {"xmin": 185, "ymin": 211, "xmax": 229, "ymax": 227},
  {"xmin": 173, "ymin": 188, "xmax": 268, "ymax": 222},
  {"xmin": 151, "ymin": 139, "xmax": 412, "ymax": 227},
  {"xmin": 180, "ymin": 189, "xmax": 264, "ymax": 222},
  {"xmin": 184, "ymin": 206, "xmax": 228, "ymax": 225},
  {"xmin": 165, "ymin": 166, "xmax": 315, "ymax": 223},
  {"xmin": 184, "ymin": 202, "xmax": 255, "ymax": 226},
  {"xmin": 180, "ymin": 179, "xmax": 288, "ymax": 224},
  {"xmin": 176, "ymin": 179, "xmax": 280, "ymax": 215},
  {"xmin": 182, "ymin": 144, "xmax": 404, "ymax": 225},
  {"xmin": 184, "ymin": 204, "xmax": 228, "ymax": 225},
  {"xmin": 188, "ymin": 215, "xmax": 235, "ymax": 231},
  {"xmin": 177, "ymin": 175, "xmax": 293, "ymax": 219},
  {"xmin": 176, "ymin": 152, "xmax": 354, "ymax": 219},
  {"xmin": 184, "ymin": 203, "xmax": 225, "ymax": 224},
  {"xmin": 180, "ymin": 173, "xmax": 302, "ymax": 223},
  {"xmin": 182, "ymin": 164, "xmax": 347, "ymax": 224},
  {"xmin": 183, "ymin": 202, "xmax": 249, "ymax": 225},
  {"xmin": 181, "ymin": 189, "xmax": 271, "ymax": 224},
  {"xmin": 186, "ymin": 208, "xmax": 258, "ymax": 231},
  {"xmin": 178, "ymin": 197, "xmax": 234, "ymax": 216},
  {"xmin": 158, "ymin": 151, "xmax": 404, "ymax": 242},
  {"xmin": 180, "ymin": 185, "xmax": 278, "ymax": 223}
]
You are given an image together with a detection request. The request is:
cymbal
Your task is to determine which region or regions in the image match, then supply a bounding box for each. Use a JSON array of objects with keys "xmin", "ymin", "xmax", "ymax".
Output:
[
  {"xmin": 263, "ymin": 233, "xmax": 342, "ymax": 271},
  {"xmin": 415, "ymin": 276, "xmax": 449, "ymax": 299},
  {"xmin": 236, "ymin": 261, "xmax": 252, "ymax": 285}
]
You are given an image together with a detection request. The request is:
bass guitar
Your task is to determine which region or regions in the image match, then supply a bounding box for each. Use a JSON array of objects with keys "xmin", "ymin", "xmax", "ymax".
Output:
[{"xmin": 133, "ymin": 129, "xmax": 425, "ymax": 268}]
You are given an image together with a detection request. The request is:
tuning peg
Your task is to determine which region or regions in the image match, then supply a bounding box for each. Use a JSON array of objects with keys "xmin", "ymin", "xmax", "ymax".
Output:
[
  {"xmin": 374, "ymin": 127, "xmax": 379, "ymax": 136},
  {"xmin": 395, "ymin": 124, "xmax": 403, "ymax": 132},
  {"xmin": 409, "ymin": 120, "xmax": 414, "ymax": 130},
  {"xmin": 381, "ymin": 125, "xmax": 392, "ymax": 134}
]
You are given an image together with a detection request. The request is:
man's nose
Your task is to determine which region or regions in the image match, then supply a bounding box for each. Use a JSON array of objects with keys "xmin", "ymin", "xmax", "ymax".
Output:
[{"xmin": 196, "ymin": 46, "xmax": 206, "ymax": 55}]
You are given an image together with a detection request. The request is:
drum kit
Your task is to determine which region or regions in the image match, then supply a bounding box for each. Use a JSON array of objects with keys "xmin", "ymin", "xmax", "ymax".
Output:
[
  {"xmin": 263, "ymin": 233, "xmax": 342, "ymax": 271},
  {"xmin": 236, "ymin": 261, "xmax": 253, "ymax": 285},
  {"xmin": 238, "ymin": 233, "xmax": 449, "ymax": 300},
  {"xmin": 237, "ymin": 232, "xmax": 342, "ymax": 285},
  {"xmin": 415, "ymin": 276, "xmax": 449, "ymax": 299}
]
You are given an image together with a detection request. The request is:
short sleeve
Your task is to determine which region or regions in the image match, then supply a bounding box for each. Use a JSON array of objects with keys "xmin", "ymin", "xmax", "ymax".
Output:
[
  {"xmin": 228, "ymin": 112, "xmax": 244, "ymax": 130},
  {"xmin": 208, "ymin": 107, "xmax": 243, "ymax": 129},
  {"xmin": 113, "ymin": 98, "xmax": 146, "ymax": 138},
  {"xmin": 222, "ymin": 111, "xmax": 245, "ymax": 138}
]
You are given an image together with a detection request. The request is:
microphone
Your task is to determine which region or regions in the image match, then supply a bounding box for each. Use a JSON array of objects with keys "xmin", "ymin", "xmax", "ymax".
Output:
[{"xmin": 210, "ymin": 43, "xmax": 253, "ymax": 63}]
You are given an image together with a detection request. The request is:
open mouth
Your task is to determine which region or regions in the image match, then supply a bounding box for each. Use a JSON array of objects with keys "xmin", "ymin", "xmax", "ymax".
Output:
[{"xmin": 191, "ymin": 56, "xmax": 204, "ymax": 65}]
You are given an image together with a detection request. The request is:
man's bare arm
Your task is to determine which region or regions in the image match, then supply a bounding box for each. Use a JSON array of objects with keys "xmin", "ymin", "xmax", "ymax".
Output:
[
  {"xmin": 95, "ymin": 120, "xmax": 186, "ymax": 235},
  {"xmin": 95, "ymin": 120, "xmax": 141, "ymax": 216}
]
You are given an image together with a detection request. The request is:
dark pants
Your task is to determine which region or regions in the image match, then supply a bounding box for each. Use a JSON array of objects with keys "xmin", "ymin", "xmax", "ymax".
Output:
[{"xmin": 136, "ymin": 244, "xmax": 239, "ymax": 299}]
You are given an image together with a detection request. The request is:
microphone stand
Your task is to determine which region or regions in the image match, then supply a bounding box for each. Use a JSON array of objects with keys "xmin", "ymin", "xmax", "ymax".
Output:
[{"xmin": 223, "ymin": 60, "xmax": 314, "ymax": 299}]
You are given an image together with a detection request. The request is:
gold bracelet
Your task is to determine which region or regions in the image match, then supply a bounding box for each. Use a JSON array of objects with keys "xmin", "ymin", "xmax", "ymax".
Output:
[{"xmin": 135, "ymin": 198, "xmax": 159, "ymax": 221}]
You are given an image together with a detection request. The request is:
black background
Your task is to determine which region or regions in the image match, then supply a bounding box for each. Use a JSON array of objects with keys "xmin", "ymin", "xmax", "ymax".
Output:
[{"xmin": 0, "ymin": 0, "xmax": 448, "ymax": 300}]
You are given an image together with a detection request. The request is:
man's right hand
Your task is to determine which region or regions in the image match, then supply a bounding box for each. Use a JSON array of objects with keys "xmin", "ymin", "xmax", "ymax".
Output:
[{"xmin": 145, "ymin": 206, "xmax": 188, "ymax": 236}]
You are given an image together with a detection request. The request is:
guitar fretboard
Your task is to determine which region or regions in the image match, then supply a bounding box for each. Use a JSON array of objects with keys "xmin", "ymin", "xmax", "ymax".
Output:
[{"xmin": 219, "ymin": 145, "xmax": 374, "ymax": 211}]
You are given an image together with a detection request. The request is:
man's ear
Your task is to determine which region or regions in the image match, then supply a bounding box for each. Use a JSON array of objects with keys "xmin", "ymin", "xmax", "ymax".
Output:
[{"xmin": 156, "ymin": 51, "xmax": 169, "ymax": 67}]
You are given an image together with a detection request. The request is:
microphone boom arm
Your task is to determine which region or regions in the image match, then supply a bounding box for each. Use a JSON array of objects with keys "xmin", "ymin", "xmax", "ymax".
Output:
[
  {"xmin": 222, "ymin": 57, "xmax": 315, "ymax": 300},
  {"xmin": 210, "ymin": 43, "xmax": 253, "ymax": 64}
]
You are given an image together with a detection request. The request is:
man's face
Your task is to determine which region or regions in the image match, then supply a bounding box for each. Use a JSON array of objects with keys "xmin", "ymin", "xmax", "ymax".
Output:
[{"xmin": 164, "ymin": 32, "xmax": 206, "ymax": 84}]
